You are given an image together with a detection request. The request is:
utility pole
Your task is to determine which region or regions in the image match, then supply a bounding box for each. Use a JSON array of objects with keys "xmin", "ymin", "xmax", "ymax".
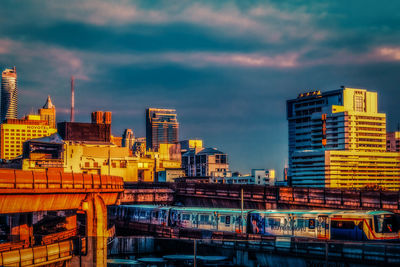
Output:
[{"xmin": 241, "ymin": 188, "xmax": 244, "ymax": 233}]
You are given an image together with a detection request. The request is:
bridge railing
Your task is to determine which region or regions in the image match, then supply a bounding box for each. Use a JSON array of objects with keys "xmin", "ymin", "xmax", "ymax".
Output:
[
  {"xmin": 124, "ymin": 182, "xmax": 174, "ymax": 189},
  {"xmin": 174, "ymin": 182, "xmax": 400, "ymax": 212},
  {"xmin": 0, "ymin": 169, "xmax": 124, "ymax": 190},
  {"xmin": 0, "ymin": 240, "xmax": 73, "ymax": 266}
]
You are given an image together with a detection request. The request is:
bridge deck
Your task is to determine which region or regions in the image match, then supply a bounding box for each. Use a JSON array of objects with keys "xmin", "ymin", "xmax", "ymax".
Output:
[{"xmin": 0, "ymin": 169, "xmax": 123, "ymax": 213}]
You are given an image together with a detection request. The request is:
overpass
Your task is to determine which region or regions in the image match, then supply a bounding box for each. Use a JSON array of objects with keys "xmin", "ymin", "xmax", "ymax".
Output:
[
  {"xmin": 0, "ymin": 169, "xmax": 124, "ymax": 267},
  {"xmin": 121, "ymin": 182, "xmax": 400, "ymax": 213}
]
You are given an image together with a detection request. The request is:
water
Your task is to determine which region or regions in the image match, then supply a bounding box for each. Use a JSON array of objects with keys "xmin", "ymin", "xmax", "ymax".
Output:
[{"xmin": 107, "ymin": 236, "xmax": 377, "ymax": 267}]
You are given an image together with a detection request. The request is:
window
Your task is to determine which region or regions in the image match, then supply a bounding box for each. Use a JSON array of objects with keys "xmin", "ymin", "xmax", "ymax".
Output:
[
  {"xmin": 200, "ymin": 215, "xmax": 209, "ymax": 223},
  {"xmin": 331, "ymin": 220, "xmax": 355, "ymax": 229},
  {"xmin": 354, "ymin": 94, "xmax": 364, "ymax": 112}
]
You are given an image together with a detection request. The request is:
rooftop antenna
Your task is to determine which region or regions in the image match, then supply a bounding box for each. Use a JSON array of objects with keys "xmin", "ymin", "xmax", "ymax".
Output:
[{"xmin": 70, "ymin": 76, "xmax": 75, "ymax": 122}]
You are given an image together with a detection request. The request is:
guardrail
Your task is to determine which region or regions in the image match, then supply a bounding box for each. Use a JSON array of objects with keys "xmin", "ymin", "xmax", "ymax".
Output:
[
  {"xmin": 173, "ymin": 182, "xmax": 400, "ymax": 212},
  {"xmin": 0, "ymin": 169, "xmax": 124, "ymax": 190},
  {"xmin": 0, "ymin": 240, "xmax": 73, "ymax": 266}
]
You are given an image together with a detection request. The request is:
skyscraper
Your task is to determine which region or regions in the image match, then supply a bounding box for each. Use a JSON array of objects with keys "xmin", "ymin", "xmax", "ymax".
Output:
[
  {"xmin": 38, "ymin": 95, "xmax": 56, "ymax": 129},
  {"xmin": 1, "ymin": 67, "xmax": 18, "ymax": 122},
  {"xmin": 287, "ymin": 87, "xmax": 400, "ymax": 190},
  {"xmin": 146, "ymin": 108, "xmax": 179, "ymax": 151}
]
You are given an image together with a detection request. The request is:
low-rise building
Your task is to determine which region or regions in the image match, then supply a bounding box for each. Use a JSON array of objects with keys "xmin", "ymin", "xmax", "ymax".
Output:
[
  {"xmin": 213, "ymin": 169, "xmax": 276, "ymax": 185},
  {"xmin": 252, "ymin": 169, "xmax": 276, "ymax": 185},
  {"xmin": 21, "ymin": 119, "xmax": 181, "ymax": 182},
  {"xmin": 182, "ymin": 147, "xmax": 229, "ymax": 177},
  {"xmin": 158, "ymin": 168, "xmax": 186, "ymax": 182}
]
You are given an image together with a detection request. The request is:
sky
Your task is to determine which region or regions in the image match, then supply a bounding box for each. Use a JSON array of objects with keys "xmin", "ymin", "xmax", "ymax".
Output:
[{"xmin": 1, "ymin": 0, "xmax": 400, "ymax": 175}]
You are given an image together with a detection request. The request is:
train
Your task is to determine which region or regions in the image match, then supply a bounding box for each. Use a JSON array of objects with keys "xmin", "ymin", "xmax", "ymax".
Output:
[{"xmin": 110, "ymin": 205, "xmax": 400, "ymax": 241}]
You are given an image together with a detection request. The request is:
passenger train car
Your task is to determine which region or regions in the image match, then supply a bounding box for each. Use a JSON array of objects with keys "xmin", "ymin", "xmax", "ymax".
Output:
[
  {"xmin": 112, "ymin": 205, "xmax": 400, "ymax": 241},
  {"xmin": 248, "ymin": 209, "xmax": 399, "ymax": 241}
]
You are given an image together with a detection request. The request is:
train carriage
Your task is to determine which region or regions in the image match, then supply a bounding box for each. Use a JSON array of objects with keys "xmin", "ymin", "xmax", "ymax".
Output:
[
  {"xmin": 330, "ymin": 210, "xmax": 399, "ymax": 241},
  {"xmin": 169, "ymin": 207, "xmax": 251, "ymax": 233},
  {"xmin": 111, "ymin": 205, "xmax": 399, "ymax": 242},
  {"xmin": 248, "ymin": 210, "xmax": 335, "ymax": 239},
  {"xmin": 248, "ymin": 209, "xmax": 400, "ymax": 241}
]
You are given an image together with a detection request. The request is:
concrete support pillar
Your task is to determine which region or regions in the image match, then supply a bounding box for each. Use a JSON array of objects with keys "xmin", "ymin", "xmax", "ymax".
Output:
[
  {"xmin": 73, "ymin": 193, "xmax": 108, "ymax": 267},
  {"xmin": 10, "ymin": 214, "xmax": 33, "ymax": 246}
]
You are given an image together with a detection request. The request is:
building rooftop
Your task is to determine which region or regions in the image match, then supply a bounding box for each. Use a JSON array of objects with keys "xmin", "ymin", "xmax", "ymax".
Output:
[{"xmin": 197, "ymin": 147, "xmax": 225, "ymax": 155}]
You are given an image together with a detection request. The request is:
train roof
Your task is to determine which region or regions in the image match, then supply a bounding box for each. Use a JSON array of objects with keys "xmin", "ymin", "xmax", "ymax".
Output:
[
  {"xmin": 169, "ymin": 206, "xmax": 252, "ymax": 213},
  {"xmin": 252, "ymin": 209, "xmax": 394, "ymax": 216},
  {"xmin": 119, "ymin": 204, "xmax": 169, "ymax": 209}
]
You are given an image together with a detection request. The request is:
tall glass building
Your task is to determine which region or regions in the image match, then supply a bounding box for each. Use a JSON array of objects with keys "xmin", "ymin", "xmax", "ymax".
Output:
[
  {"xmin": 1, "ymin": 67, "xmax": 18, "ymax": 122},
  {"xmin": 146, "ymin": 108, "xmax": 179, "ymax": 151}
]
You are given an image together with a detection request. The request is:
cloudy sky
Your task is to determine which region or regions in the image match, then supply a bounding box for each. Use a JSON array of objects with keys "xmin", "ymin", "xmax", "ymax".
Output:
[{"xmin": 1, "ymin": 0, "xmax": 400, "ymax": 175}]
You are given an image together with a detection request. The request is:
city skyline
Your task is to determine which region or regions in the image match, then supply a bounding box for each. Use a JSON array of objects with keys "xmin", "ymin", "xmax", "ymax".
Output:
[{"xmin": 1, "ymin": 1, "xmax": 400, "ymax": 174}]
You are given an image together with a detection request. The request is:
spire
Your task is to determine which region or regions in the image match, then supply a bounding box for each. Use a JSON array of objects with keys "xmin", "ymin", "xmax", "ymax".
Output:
[{"xmin": 43, "ymin": 95, "xmax": 55, "ymax": 109}]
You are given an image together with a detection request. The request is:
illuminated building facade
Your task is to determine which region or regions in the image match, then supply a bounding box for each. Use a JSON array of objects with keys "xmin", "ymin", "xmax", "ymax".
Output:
[
  {"xmin": 0, "ymin": 115, "xmax": 57, "ymax": 159},
  {"xmin": 386, "ymin": 131, "xmax": 400, "ymax": 152},
  {"xmin": 146, "ymin": 108, "xmax": 179, "ymax": 151},
  {"xmin": 180, "ymin": 139, "xmax": 203, "ymax": 154},
  {"xmin": 182, "ymin": 147, "xmax": 229, "ymax": 177},
  {"xmin": 122, "ymin": 129, "xmax": 135, "ymax": 149},
  {"xmin": 22, "ymin": 118, "xmax": 181, "ymax": 182},
  {"xmin": 1, "ymin": 67, "xmax": 18, "ymax": 122},
  {"xmin": 287, "ymin": 87, "xmax": 400, "ymax": 190},
  {"xmin": 38, "ymin": 95, "xmax": 56, "ymax": 129}
]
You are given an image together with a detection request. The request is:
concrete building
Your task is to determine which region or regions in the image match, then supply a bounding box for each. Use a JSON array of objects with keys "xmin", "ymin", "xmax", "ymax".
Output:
[
  {"xmin": 38, "ymin": 96, "xmax": 56, "ymax": 129},
  {"xmin": 0, "ymin": 115, "xmax": 57, "ymax": 159},
  {"xmin": 182, "ymin": 147, "xmax": 229, "ymax": 177},
  {"xmin": 157, "ymin": 168, "xmax": 186, "ymax": 182},
  {"xmin": 21, "ymin": 119, "xmax": 181, "ymax": 182},
  {"xmin": 122, "ymin": 129, "xmax": 135, "ymax": 149},
  {"xmin": 386, "ymin": 131, "xmax": 400, "ymax": 152},
  {"xmin": 213, "ymin": 169, "xmax": 276, "ymax": 185},
  {"xmin": 1, "ymin": 67, "xmax": 18, "ymax": 122},
  {"xmin": 252, "ymin": 169, "xmax": 276, "ymax": 185},
  {"xmin": 180, "ymin": 139, "xmax": 203, "ymax": 153},
  {"xmin": 287, "ymin": 87, "xmax": 400, "ymax": 190},
  {"xmin": 91, "ymin": 111, "xmax": 112, "ymax": 125},
  {"xmin": 57, "ymin": 122, "xmax": 111, "ymax": 143},
  {"xmin": 146, "ymin": 108, "xmax": 179, "ymax": 151},
  {"xmin": 213, "ymin": 175, "xmax": 252, "ymax": 184}
]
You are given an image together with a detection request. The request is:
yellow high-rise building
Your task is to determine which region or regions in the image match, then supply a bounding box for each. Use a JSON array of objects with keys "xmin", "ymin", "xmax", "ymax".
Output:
[
  {"xmin": 288, "ymin": 87, "xmax": 400, "ymax": 190},
  {"xmin": 0, "ymin": 114, "xmax": 57, "ymax": 159}
]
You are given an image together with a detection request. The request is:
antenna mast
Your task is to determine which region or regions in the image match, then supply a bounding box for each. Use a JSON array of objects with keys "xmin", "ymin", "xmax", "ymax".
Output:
[{"xmin": 70, "ymin": 76, "xmax": 75, "ymax": 122}]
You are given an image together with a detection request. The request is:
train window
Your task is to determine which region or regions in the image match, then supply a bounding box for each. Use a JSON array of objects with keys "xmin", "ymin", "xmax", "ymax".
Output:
[
  {"xmin": 200, "ymin": 215, "xmax": 209, "ymax": 223},
  {"xmin": 226, "ymin": 216, "xmax": 230, "ymax": 225},
  {"xmin": 268, "ymin": 218, "xmax": 280, "ymax": 227},
  {"xmin": 220, "ymin": 216, "xmax": 225, "ymax": 223},
  {"xmin": 296, "ymin": 219, "xmax": 305, "ymax": 228},
  {"xmin": 331, "ymin": 221, "xmax": 355, "ymax": 229},
  {"xmin": 374, "ymin": 215, "xmax": 399, "ymax": 233},
  {"xmin": 182, "ymin": 214, "xmax": 191, "ymax": 221}
]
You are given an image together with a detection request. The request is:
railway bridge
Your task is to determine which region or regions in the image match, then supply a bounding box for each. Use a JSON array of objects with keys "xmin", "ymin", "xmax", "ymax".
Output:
[
  {"xmin": 122, "ymin": 182, "xmax": 400, "ymax": 214},
  {"xmin": 0, "ymin": 169, "xmax": 123, "ymax": 267}
]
